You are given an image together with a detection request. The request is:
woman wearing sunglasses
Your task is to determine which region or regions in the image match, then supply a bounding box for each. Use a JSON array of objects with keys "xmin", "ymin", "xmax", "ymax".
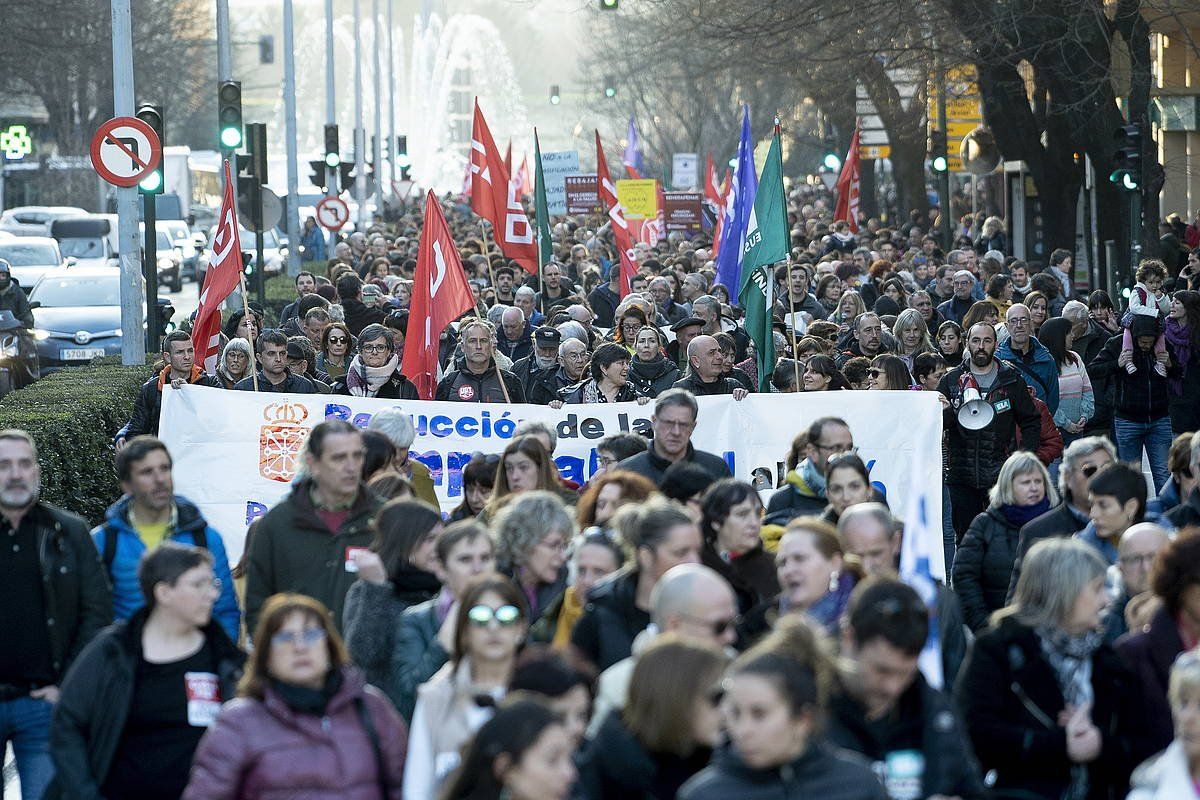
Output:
[
  {"xmin": 318, "ymin": 322, "xmax": 354, "ymax": 380},
  {"xmin": 183, "ymin": 593, "xmax": 407, "ymax": 800},
  {"xmin": 403, "ymin": 575, "xmax": 528, "ymax": 800},
  {"xmin": 577, "ymin": 637, "xmax": 726, "ymax": 800}
]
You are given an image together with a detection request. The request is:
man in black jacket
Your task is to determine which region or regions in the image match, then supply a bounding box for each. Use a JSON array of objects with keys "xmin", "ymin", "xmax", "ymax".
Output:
[
  {"xmin": 233, "ymin": 330, "xmax": 317, "ymax": 393},
  {"xmin": 116, "ymin": 330, "xmax": 214, "ymax": 447},
  {"xmin": 616, "ymin": 389, "xmax": 730, "ymax": 486},
  {"xmin": 937, "ymin": 322, "xmax": 1042, "ymax": 538},
  {"xmin": 0, "ymin": 429, "xmax": 111, "ymax": 799},
  {"xmin": 336, "ymin": 272, "xmax": 385, "ymax": 336},
  {"xmin": 278, "ymin": 271, "xmax": 317, "ymax": 326},
  {"xmin": 527, "ymin": 337, "xmax": 587, "ymax": 405},
  {"xmin": 511, "ymin": 326, "xmax": 561, "ymax": 398},
  {"xmin": 435, "ymin": 318, "xmax": 525, "ymax": 403},
  {"xmin": 672, "ymin": 335, "xmax": 749, "ymax": 398},
  {"xmin": 826, "ymin": 578, "xmax": 987, "ymax": 800}
]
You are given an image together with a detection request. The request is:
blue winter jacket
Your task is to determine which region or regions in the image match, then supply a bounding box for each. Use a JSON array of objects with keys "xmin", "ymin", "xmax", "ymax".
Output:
[
  {"xmin": 997, "ymin": 336, "xmax": 1061, "ymax": 415},
  {"xmin": 91, "ymin": 495, "xmax": 241, "ymax": 641}
]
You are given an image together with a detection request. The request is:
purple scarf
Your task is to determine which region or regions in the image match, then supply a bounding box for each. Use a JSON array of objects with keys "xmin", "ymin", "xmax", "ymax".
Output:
[{"xmin": 1165, "ymin": 318, "xmax": 1193, "ymax": 396}]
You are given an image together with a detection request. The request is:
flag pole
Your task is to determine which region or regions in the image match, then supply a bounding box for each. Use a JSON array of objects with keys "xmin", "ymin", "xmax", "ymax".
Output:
[
  {"xmin": 237, "ymin": 269, "xmax": 259, "ymax": 392},
  {"xmin": 478, "ymin": 220, "xmax": 498, "ymax": 299}
]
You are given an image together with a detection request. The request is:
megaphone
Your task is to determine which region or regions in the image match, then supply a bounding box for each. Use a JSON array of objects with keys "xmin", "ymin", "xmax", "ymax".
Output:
[{"xmin": 958, "ymin": 387, "xmax": 995, "ymax": 431}]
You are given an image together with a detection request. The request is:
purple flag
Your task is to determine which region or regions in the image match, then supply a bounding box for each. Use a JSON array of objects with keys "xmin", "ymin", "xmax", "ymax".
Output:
[{"xmin": 714, "ymin": 105, "xmax": 757, "ymax": 299}]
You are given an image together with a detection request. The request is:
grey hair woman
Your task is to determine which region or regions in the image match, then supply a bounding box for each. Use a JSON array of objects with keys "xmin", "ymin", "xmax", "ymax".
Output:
[
  {"xmin": 493, "ymin": 490, "xmax": 575, "ymax": 621},
  {"xmin": 956, "ymin": 538, "xmax": 1141, "ymax": 800}
]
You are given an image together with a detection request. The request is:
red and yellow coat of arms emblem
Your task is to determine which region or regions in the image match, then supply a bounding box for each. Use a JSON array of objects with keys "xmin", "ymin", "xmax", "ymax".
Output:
[{"xmin": 260, "ymin": 400, "xmax": 309, "ymax": 483}]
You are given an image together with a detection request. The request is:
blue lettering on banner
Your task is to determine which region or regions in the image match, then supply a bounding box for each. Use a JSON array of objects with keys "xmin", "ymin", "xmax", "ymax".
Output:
[
  {"xmin": 556, "ymin": 455, "xmax": 585, "ymax": 486},
  {"xmin": 429, "ymin": 415, "xmax": 454, "ymax": 437},
  {"xmin": 455, "ymin": 417, "xmax": 478, "ymax": 437},
  {"xmin": 246, "ymin": 501, "xmax": 268, "ymax": 525}
]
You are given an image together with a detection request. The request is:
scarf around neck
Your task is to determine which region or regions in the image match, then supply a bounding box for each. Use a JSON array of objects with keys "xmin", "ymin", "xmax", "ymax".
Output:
[
  {"xmin": 1165, "ymin": 318, "xmax": 1193, "ymax": 395},
  {"xmin": 345, "ymin": 353, "xmax": 400, "ymax": 396},
  {"xmin": 999, "ymin": 497, "xmax": 1051, "ymax": 528}
]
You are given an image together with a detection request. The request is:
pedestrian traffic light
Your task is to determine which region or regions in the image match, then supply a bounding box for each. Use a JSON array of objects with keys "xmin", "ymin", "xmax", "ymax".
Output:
[
  {"xmin": 599, "ymin": 0, "xmax": 618, "ymax": 8},
  {"xmin": 246, "ymin": 123, "xmax": 268, "ymax": 184},
  {"xmin": 604, "ymin": 77, "xmax": 616, "ymax": 98},
  {"xmin": 135, "ymin": 103, "xmax": 164, "ymax": 194},
  {"xmin": 1110, "ymin": 123, "xmax": 1142, "ymax": 192},
  {"xmin": 550, "ymin": 85, "xmax": 561, "ymax": 105},
  {"xmin": 323, "ymin": 124, "xmax": 340, "ymax": 168},
  {"xmin": 309, "ymin": 160, "xmax": 326, "ymax": 189},
  {"xmin": 930, "ymin": 127, "xmax": 949, "ymax": 174},
  {"xmin": 339, "ymin": 162, "xmax": 354, "ymax": 193},
  {"xmin": 218, "ymin": 80, "xmax": 243, "ymax": 150}
]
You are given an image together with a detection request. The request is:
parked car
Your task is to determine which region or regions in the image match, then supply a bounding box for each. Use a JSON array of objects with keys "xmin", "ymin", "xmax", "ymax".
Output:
[
  {"xmin": 141, "ymin": 225, "xmax": 183, "ymax": 292},
  {"xmin": 29, "ymin": 266, "xmax": 173, "ymax": 375},
  {"xmin": 160, "ymin": 219, "xmax": 199, "ymax": 281},
  {"xmin": 0, "ymin": 236, "xmax": 67, "ymax": 294},
  {"xmin": 0, "ymin": 206, "xmax": 88, "ymax": 237},
  {"xmin": 196, "ymin": 224, "xmax": 283, "ymax": 287},
  {"xmin": 49, "ymin": 217, "xmax": 119, "ymax": 269}
]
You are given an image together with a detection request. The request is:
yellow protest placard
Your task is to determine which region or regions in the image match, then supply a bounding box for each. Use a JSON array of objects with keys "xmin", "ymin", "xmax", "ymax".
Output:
[{"xmin": 616, "ymin": 179, "xmax": 658, "ymax": 220}]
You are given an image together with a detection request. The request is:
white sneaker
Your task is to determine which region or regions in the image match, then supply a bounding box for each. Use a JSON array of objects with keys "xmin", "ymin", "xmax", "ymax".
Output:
[
  {"xmin": 1154, "ymin": 361, "xmax": 1168, "ymax": 377},
  {"xmin": 1125, "ymin": 361, "xmax": 1137, "ymax": 374}
]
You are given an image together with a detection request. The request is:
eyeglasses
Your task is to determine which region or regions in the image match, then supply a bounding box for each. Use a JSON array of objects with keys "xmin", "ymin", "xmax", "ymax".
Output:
[
  {"xmin": 1118, "ymin": 552, "xmax": 1157, "ymax": 568},
  {"xmin": 467, "ymin": 604, "xmax": 522, "ymax": 627},
  {"xmin": 327, "ymin": 336, "xmax": 348, "ymax": 344},
  {"xmin": 361, "ymin": 343, "xmax": 389, "ymax": 353},
  {"xmin": 867, "ymin": 369, "xmax": 882, "ymax": 377},
  {"xmin": 1008, "ymin": 316, "xmax": 1031, "ymax": 327},
  {"xmin": 814, "ymin": 442, "xmax": 856, "ymax": 456},
  {"xmin": 1079, "ymin": 464, "xmax": 1103, "ymax": 478},
  {"xmin": 271, "ymin": 627, "xmax": 326, "ymax": 648}
]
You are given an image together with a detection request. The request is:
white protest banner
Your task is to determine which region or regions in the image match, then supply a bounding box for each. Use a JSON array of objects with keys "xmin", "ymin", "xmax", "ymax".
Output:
[
  {"xmin": 539, "ymin": 150, "xmax": 580, "ymax": 215},
  {"xmin": 159, "ymin": 386, "xmax": 943, "ymax": 573}
]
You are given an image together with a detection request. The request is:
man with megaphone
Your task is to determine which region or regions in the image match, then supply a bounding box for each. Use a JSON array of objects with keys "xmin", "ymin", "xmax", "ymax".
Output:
[{"xmin": 937, "ymin": 322, "xmax": 1043, "ymax": 541}]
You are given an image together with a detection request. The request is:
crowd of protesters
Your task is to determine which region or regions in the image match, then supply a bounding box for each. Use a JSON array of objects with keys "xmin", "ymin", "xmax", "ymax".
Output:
[{"xmin": 3, "ymin": 181, "xmax": 1200, "ymax": 800}]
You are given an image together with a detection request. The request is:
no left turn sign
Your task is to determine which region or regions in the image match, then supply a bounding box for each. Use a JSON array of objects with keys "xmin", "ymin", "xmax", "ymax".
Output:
[
  {"xmin": 316, "ymin": 195, "xmax": 350, "ymax": 231},
  {"xmin": 90, "ymin": 117, "xmax": 162, "ymax": 188}
]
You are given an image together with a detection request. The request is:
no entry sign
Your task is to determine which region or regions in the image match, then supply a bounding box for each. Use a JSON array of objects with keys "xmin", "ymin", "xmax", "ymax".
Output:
[
  {"xmin": 316, "ymin": 195, "xmax": 350, "ymax": 231},
  {"xmin": 90, "ymin": 117, "xmax": 162, "ymax": 188}
]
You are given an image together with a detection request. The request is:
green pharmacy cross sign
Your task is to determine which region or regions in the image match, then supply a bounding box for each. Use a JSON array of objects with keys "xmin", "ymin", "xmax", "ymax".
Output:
[{"xmin": 0, "ymin": 125, "xmax": 33, "ymax": 161}]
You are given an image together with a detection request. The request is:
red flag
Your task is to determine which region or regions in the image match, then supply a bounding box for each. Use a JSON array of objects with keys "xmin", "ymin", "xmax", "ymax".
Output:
[
  {"xmin": 624, "ymin": 164, "xmax": 643, "ymax": 180},
  {"xmin": 403, "ymin": 191, "xmax": 476, "ymax": 399},
  {"xmin": 193, "ymin": 160, "xmax": 245, "ymax": 375},
  {"xmin": 711, "ymin": 167, "xmax": 732, "ymax": 260},
  {"xmin": 514, "ymin": 155, "xmax": 532, "ymax": 199},
  {"xmin": 834, "ymin": 121, "xmax": 862, "ymax": 234},
  {"xmin": 595, "ymin": 131, "xmax": 638, "ymax": 298},
  {"xmin": 469, "ymin": 100, "xmax": 538, "ymax": 273},
  {"xmin": 704, "ymin": 153, "xmax": 723, "ymax": 207},
  {"xmin": 504, "ymin": 140, "xmax": 512, "ymax": 175}
]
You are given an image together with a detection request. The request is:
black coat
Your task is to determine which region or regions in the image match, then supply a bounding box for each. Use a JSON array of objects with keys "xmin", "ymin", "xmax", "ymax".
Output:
[
  {"xmin": 616, "ymin": 443, "xmax": 731, "ymax": 487},
  {"xmin": 1115, "ymin": 604, "xmax": 1184, "ymax": 758},
  {"xmin": 1075, "ymin": 319, "xmax": 1114, "ymax": 436},
  {"xmin": 679, "ymin": 742, "xmax": 887, "ymax": 800},
  {"xmin": 672, "ymin": 372, "xmax": 742, "ymax": 396},
  {"xmin": 1165, "ymin": 486, "xmax": 1200, "ymax": 530},
  {"xmin": 628, "ymin": 356, "xmax": 680, "ymax": 399},
  {"xmin": 570, "ymin": 568, "xmax": 649, "ymax": 671},
  {"xmin": 1006, "ymin": 503, "xmax": 1089, "ymax": 602},
  {"xmin": 117, "ymin": 369, "xmax": 215, "ymax": 440},
  {"xmin": 47, "ymin": 608, "xmax": 245, "ymax": 800},
  {"xmin": 700, "ymin": 542, "xmax": 779, "ymax": 615},
  {"xmin": 955, "ymin": 616, "xmax": 1141, "ymax": 800},
  {"xmin": 233, "ymin": 370, "xmax": 317, "ymax": 393},
  {"xmin": 1088, "ymin": 334, "xmax": 1171, "ymax": 423},
  {"xmin": 341, "ymin": 298, "xmax": 385, "ymax": 337},
  {"xmin": 576, "ymin": 712, "xmax": 711, "ymax": 800},
  {"xmin": 937, "ymin": 361, "xmax": 1042, "ymax": 489},
  {"xmin": 527, "ymin": 366, "xmax": 580, "ymax": 406},
  {"xmin": 15, "ymin": 503, "xmax": 112, "ymax": 682},
  {"xmin": 952, "ymin": 507, "xmax": 1022, "ymax": 632},
  {"xmin": 1165, "ymin": 330, "xmax": 1200, "ymax": 433},
  {"xmin": 435, "ymin": 362, "xmax": 525, "ymax": 403},
  {"xmin": 825, "ymin": 673, "xmax": 987, "ymax": 800},
  {"xmin": 587, "ymin": 284, "xmax": 621, "ymax": 329}
]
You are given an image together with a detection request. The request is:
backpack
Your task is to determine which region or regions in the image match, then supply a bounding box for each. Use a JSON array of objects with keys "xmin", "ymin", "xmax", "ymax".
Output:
[
  {"xmin": 102, "ymin": 524, "xmax": 208, "ymax": 575},
  {"xmin": 1121, "ymin": 286, "xmax": 1150, "ymax": 328}
]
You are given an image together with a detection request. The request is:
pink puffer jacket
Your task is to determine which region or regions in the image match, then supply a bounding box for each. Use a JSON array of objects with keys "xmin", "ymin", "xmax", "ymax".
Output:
[{"xmin": 183, "ymin": 667, "xmax": 406, "ymax": 800}]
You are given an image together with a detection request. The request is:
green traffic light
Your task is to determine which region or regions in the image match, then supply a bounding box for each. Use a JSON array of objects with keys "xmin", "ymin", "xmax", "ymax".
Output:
[
  {"xmin": 823, "ymin": 153, "xmax": 841, "ymax": 171},
  {"xmin": 931, "ymin": 155, "xmax": 948, "ymax": 173},
  {"xmin": 220, "ymin": 126, "xmax": 243, "ymax": 149},
  {"xmin": 605, "ymin": 87, "xmax": 616, "ymax": 98},
  {"xmin": 325, "ymin": 152, "xmax": 341, "ymax": 168},
  {"xmin": 1109, "ymin": 169, "xmax": 1139, "ymax": 191},
  {"xmin": 1122, "ymin": 172, "xmax": 1138, "ymax": 191},
  {"xmin": 139, "ymin": 171, "xmax": 163, "ymax": 193}
]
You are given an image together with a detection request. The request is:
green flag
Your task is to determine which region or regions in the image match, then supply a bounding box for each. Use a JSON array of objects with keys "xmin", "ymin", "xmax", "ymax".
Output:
[
  {"xmin": 737, "ymin": 129, "xmax": 786, "ymax": 391},
  {"xmin": 533, "ymin": 130, "xmax": 553, "ymax": 268}
]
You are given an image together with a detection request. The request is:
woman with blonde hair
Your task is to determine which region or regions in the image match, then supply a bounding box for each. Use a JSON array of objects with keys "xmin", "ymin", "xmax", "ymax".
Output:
[
  {"xmin": 1127, "ymin": 650, "xmax": 1200, "ymax": 799},
  {"xmin": 891, "ymin": 308, "xmax": 933, "ymax": 376},
  {"xmin": 953, "ymin": 450, "xmax": 1059, "ymax": 631}
]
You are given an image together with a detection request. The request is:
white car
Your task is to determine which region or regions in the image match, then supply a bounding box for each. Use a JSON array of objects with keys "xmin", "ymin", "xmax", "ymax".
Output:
[
  {"xmin": 0, "ymin": 206, "xmax": 88, "ymax": 237},
  {"xmin": 0, "ymin": 236, "xmax": 67, "ymax": 293}
]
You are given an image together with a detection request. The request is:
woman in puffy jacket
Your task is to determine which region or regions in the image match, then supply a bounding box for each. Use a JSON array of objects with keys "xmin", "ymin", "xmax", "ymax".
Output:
[
  {"xmin": 628, "ymin": 326, "xmax": 680, "ymax": 399},
  {"xmin": 183, "ymin": 593, "xmax": 407, "ymax": 800},
  {"xmin": 953, "ymin": 451, "xmax": 1057, "ymax": 632}
]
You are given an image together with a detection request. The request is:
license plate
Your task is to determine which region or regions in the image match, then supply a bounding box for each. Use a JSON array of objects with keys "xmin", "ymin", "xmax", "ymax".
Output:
[{"xmin": 60, "ymin": 348, "xmax": 106, "ymax": 360}]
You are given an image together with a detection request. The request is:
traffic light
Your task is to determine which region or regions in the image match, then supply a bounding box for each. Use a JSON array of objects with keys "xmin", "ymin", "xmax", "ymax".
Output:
[
  {"xmin": 550, "ymin": 85, "xmax": 561, "ymax": 105},
  {"xmin": 339, "ymin": 162, "xmax": 354, "ymax": 193},
  {"xmin": 259, "ymin": 35, "xmax": 274, "ymax": 64},
  {"xmin": 218, "ymin": 80, "xmax": 243, "ymax": 150},
  {"xmin": 236, "ymin": 153, "xmax": 261, "ymax": 230},
  {"xmin": 599, "ymin": 0, "xmax": 618, "ymax": 8},
  {"xmin": 246, "ymin": 123, "xmax": 268, "ymax": 184},
  {"xmin": 930, "ymin": 127, "xmax": 948, "ymax": 174},
  {"xmin": 309, "ymin": 160, "xmax": 326, "ymax": 189},
  {"xmin": 604, "ymin": 77, "xmax": 616, "ymax": 99},
  {"xmin": 324, "ymin": 124, "xmax": 340, "ymax": 168},
  {"xmin": 135, "ymin": 103, "xmax": 164, "ymax": 194},
  {"xmin": 822, "ymin": 151, "xmax": 841, "ymax": 171},
  {"xmin": 396, "ymin": 134, "xmax": 410, "ymax": 180},
  {"xmin": 1110, "ymin": 123, "xmax": 1142, "ymax": 192}
]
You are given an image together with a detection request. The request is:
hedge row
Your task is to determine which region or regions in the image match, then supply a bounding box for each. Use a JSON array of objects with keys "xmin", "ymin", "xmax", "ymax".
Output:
[
  {"xmin": 257, "ymin": 262, "xmax": 324, "ymax": 324},
  {"xmin": 0, "ymin": 358, "xmax": 155, "ymax": 524}
]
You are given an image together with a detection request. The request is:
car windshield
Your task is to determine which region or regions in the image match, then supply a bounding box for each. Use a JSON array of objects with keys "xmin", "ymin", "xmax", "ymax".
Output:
[
  {"xmin": 32, "ymin": 275, "xmax": 120, "ymax": 307},
  {"xmin": 58, "ymin": 238, "xmax": 106, "ymax": 259},
  {"xmin": 0, "ymin": 243, "xmax": 59, "ymax": 266},
  {"xmin": 164, "ymin": 224, "xmax": 188, "ymax": 241},
  {"xmin": 157, "ymin": 232, "xmax": 173, "ymax": 250}
]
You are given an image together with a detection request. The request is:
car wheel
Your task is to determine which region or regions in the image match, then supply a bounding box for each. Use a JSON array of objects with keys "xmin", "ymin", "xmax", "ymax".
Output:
[{"xmin": 170, "ymin": 273, "xmax": 182, "ymax": 293}]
